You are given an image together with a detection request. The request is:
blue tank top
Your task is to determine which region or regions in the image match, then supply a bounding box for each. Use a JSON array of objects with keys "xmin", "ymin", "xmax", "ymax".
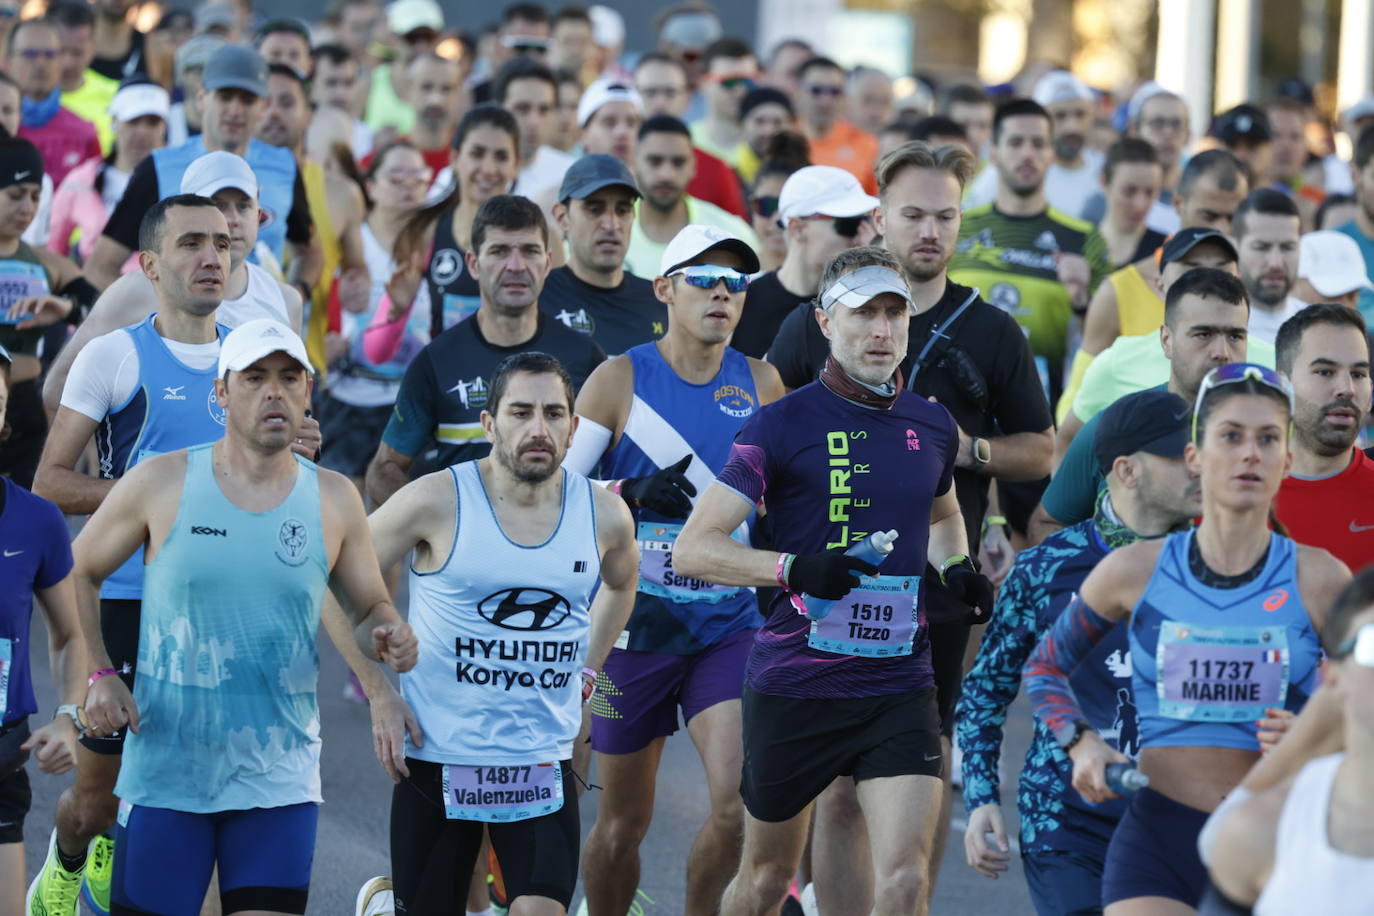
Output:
[
  {"xmin": 152, "ymin": 137, "xmax": 297, "ymax": 262},
  {"xmin": 403, "ymin": 461, "xmax": 600, "ymax": 765},
  {"xmin": 1130, "ymin": 531, "xmax": 1321, "ymax": 751},
  {"xmin": 600, "ymin": 343, "xmax": 762, "ymax": 654},
  {"xmin": 98, "ymin": 316, "xmax": 229, "ymax": 600},
  {"xmin": 117, "ymin": 444, "xmax": 329, "ymax": 813}
]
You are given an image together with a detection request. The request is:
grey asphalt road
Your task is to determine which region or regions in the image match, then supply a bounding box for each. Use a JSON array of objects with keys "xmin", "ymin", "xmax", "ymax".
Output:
[{"xmin": 21, "ymin": 613, "xmax": 1039, "ymax": 914}]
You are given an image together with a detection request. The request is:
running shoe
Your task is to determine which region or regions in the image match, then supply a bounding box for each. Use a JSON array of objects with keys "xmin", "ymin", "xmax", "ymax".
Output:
[
  {"xmin": 354, "ymin": 875, "xmax": 394, "ymax": 916},
  {"xmin": 25, "ymin": 828, "xmax": 83, "ymax": 916},
  {"xmin": 573, "ymin": 888, "xmax": 657, "ymax": 916},
  {"xmin": 80, "ymin": 834, "xmax": 114, "ymax": 915}
]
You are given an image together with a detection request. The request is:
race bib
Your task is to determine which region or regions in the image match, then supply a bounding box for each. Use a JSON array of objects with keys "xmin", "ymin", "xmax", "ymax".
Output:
[
  {"xmin": 0, "ymin": 637, "xmax": 11, "ymax": 721},
  {"xmin": 1156, "ymin": 622, "xmax": 1289, "ymax": 722},
  {"xmin": 806, "ymin": 574, "xmax": 919, "ymax": 658},
  {"xmin": 637, "ymin": 522, "xmax": 741, "ymax": 604},
  {"xmin": 0, "ymin": 260, "xmax": 47, "ymax": 325},
  {"xmin": 441, "ymin": 762, "xmax": 564, "ymax": 823}
]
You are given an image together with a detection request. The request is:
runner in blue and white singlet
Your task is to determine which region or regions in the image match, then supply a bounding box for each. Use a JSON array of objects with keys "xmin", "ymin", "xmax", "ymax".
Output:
[
  {"xmin": 562, "ymin": 224, "xmax": 785, "ymax": 914},
  {"xmin": 1026, "ymin": 362, "xmax": 1350, "ymax": 912},
  {"xmin": 362, "ymin": 351, "xmax": 638, "ymax": 914},
  {"xmin": 67, "ymin": 319, "xmax": 415, "ymax": 916}
]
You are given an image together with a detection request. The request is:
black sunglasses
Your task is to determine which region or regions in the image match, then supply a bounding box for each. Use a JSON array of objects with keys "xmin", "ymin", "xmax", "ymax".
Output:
[
  {"xmin": 832, "ymin": 215, "xmax": 867, "ymax": 238},
  {"xmin": 752, "ymin": 195, "xmax": 779, "ymax": 218}
]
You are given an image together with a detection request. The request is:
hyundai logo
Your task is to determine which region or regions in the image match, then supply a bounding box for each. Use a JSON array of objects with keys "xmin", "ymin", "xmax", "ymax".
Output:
[{"xmin": 477, "ymin": 588, "xmax": 572, "ymax": 631}]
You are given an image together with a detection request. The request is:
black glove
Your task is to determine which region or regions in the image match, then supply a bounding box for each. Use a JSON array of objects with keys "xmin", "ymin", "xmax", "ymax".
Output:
[
  {"xmin": 943, "ymin": 558, "xmax": 994, "ymax": 623},
  {"xmin": 620, "ymin": 454, "xmax": 696, "ymax": 518},
  {"xmin": 787, "ymin": 548, "xmax": 880, "ymax": 600}
]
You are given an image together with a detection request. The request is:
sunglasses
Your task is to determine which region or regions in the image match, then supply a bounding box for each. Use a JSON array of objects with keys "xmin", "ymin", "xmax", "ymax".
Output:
[
  {"xmin": 751, "ymin": 195, "xmax": 779, "ymax": 218},
  {"xmin": 1192, "ymin": 362, "xmax": 1295, "ymax": 442},
  {"xmin": 807, "ymin": 85, "xmax": 844, "ymax": 97},
  {"xmin": 1335, "ymin": 622, "xmax": 1374, "ymax": 667},
  {"xmin": 797, "ymin": 213, "xmax": 869, "ymax": 238},
  {"xmin": 17, "ymin": 48, "xmax": 56, "ymax": 60},
  {"xmin": 667, "ymin": 265, "xmax": 751, "ymax": 293},
  {"xmin": 719, "ymin": 77, "xmax": 755, "ymax": 91}
]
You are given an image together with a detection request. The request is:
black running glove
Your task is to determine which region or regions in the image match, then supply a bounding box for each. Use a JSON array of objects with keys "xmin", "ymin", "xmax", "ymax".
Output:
[
  {"xmin": 619, "ymin": 454, "xmax": 696, "ymax": 518},
  {"xmin": 942, "ymin": 558, "xmax": 995, "ymax": 622},
  {"xmin": 786, "ymin": 549, "xmax": 880, "ymax": 600}
]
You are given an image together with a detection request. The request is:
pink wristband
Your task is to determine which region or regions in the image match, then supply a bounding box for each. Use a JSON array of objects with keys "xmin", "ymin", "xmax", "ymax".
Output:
[
  {"xmin": 88, "ymin": 667, "xmax": 118, "ymax": 688},
  {"xmin": 776, "ymin": 553, "xmax": 794, "ymax": 589}
]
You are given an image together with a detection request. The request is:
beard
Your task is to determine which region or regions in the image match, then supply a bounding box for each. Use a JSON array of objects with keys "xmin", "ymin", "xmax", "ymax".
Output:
[
  {"xmin": 1296, "ymin": 398, "xmax": 1364, "ymax": 456},
  {"xmin": 494, "ymin": 436, "xmax": 561, "ymax": 483}
]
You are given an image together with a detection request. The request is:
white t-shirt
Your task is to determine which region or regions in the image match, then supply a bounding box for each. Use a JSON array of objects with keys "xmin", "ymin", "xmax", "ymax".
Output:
[
  {"xmin": 513, "ymin": 145, "xmax": 575, "ymax": 199},
  {"xmin": 326, "ymin": 221, "xmax": 399, "ymax": 408},
  {"xmin": 1248, "ymin": 295, "xmax": 1309, "ymax": 346},
  {"xmin": 1044, "ymin": 150, "xmax": 1105, "ymax": 220},
  {"xmin": 61, "ymin": 327, "xmax": 219, "ymax": 422}
]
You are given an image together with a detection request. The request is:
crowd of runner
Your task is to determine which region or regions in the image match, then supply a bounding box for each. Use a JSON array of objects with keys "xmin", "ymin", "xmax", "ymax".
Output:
[{"xmin": 2, "ymin": 1, "xmax": 1374, "ymax": 914}]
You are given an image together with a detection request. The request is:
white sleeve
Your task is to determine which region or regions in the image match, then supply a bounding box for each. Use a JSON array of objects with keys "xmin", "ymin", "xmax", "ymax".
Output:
[
  {"xmin": 22, "ymin": 174, "xmax": 52, "ymax": 246},
  {"xmin": 59, "ymin": 331, "xmax": 140, "ymax": 421},
  {"xmin": 562, "ymin": 416, "xmax": 613, "ymax": 478}
]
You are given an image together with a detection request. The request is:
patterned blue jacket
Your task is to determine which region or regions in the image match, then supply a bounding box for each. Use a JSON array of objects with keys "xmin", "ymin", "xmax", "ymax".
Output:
[{"xmin": 956, "ymin": 510, "xmax": 1139, "ymax": 854}]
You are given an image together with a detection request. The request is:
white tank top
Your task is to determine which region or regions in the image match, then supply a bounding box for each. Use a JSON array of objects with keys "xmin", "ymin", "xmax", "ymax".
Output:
[
  {"xmin": 402, "ymin": 460, "xmax": 601, "ymax": 766},
  {"xmin": 325, "ymin": 222, "xmax": 399, "ymax": 407},
  {"xmin": 217, "ymin": 263, "xmax": 291, "ymax": 329},
  {"xmin": 1256, "ymin": 753, "xmax": 1374, "ymax": 915}
]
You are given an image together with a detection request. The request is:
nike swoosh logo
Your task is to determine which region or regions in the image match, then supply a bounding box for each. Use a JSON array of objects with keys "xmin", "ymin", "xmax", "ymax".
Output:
[
  {"xmin": 14, "ymin": 171, "xmax": 29, "ymax": 180},
  {"xmin": 2, "ymin": 549, "xmax": 21, "ymax": 557},
  {"xmin": 924, "ymin": 752, "xmax": 942, "ymax": 761},
  {"xmin": 1350, "ymin": 521, "xmax": 1374, "ymax": 533}
]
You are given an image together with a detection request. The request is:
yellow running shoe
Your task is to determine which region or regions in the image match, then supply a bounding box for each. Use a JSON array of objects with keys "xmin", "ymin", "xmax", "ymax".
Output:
[
  {"xmin": 25, "ymin": 829, "xmax": 83, "ymax": 916},
  {"xmin": 80, "ymin": 834, "xmax": 114, "ymax": 915}
]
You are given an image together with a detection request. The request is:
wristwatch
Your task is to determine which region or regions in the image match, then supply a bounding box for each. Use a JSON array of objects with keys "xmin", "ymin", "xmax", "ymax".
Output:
[
  {"xmin": 1058, "ymin": 720, "xmax": 1091, "ymax": 752},
  {"xmin": 54, "ymin": 704, "xmax": 86, "ymax": 734},
  {"xmin": 969, "ymin": 437, "xmax": 991, "ymax": 470}
]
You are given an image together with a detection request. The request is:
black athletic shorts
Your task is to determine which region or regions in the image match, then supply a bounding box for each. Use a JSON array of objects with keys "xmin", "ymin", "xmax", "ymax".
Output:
[
  {"xmin": 740, "ymin": 684, "xmax": 943, "ymax": 823},
  {"xmin": 80, "ymin": 599, "xmax": 140, "ymax": 755},
  {"xmin": 0, "ymin": 719, "xmax": 32, "ymax": 844},
  {"xmin": 391, "ymin": 759, "xmax": 580, "ymax": 911},
  {"xmin": 314, "ymin": 392, "xmax": 392, "ymax": 480},
  {"xmin": 929, "ymin": 620, "xmax": 971, "ymax": 740},
  {"xmin": 998, "ymin": 476, "xmax": 1049, "ymax": 536}
]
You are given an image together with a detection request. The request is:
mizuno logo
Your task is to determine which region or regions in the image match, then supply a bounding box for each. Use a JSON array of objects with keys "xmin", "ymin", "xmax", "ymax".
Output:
[
  {"xmin": 190, "ymin": 525, "xmax": 227, "ymax": 536},
  {"xmin": 163, "ymin": 385, "xmax": 186, "ymax": 400},
  {"xmin": 1350, "ymin": 521, "xmax": 1374, "ymax": 533}
]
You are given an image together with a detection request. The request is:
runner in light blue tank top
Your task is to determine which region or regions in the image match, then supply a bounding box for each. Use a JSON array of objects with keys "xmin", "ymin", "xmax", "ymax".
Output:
[
  {"xmin": 67, "ymin": 318, "xmax": 417, "ymax": 916},
  {"xmin": 1025, "ymin": 360, "xmax": 1351, "ymax": 910}
]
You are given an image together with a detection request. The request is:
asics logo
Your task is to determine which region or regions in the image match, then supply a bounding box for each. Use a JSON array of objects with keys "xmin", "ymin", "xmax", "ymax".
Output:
[{"xmin": 478, "ymin": 588, "xmax": 571, "ymax": 631}]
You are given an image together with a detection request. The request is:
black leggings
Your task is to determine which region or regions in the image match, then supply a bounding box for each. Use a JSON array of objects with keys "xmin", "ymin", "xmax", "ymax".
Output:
[{"xmin": 390, "ymin": 759, "xmax": 580, "ymax": 914}]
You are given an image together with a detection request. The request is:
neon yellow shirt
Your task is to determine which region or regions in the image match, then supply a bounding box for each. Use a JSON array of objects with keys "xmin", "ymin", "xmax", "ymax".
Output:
[{"xmin": 61, "ymin": 70, "xmax": 119, "ymax": 155}]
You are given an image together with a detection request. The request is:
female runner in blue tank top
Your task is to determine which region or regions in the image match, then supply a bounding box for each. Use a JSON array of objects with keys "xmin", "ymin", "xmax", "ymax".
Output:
[{"xmin": 1025, "ymin": 363, "xmax": 1351, "ymax": 914}]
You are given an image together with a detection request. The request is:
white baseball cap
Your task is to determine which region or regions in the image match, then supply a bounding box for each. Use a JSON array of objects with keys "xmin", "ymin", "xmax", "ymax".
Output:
[
  {"xmin": 218, "ymin": 318, "xmax": 312, "ymax": 377},
  {"xmin": 577, "ymin": 77, "xmax": 644, "ymax": 127},
  {"xmin": 659, "ymin": 225, "xmax": 760, "ymax": 276},
  {"xmin": 777, "ymin": 166, "xmax": 879, "ymax": 227},
  {"xmin": 386, "ymin": 0, "xmax": 443, "ymax": 36},
  {"xmin": 1127, "ymin": 80, "xmax": 1170, "ymax": 124},
  {"xmin": 1032, "ymin": 70, "xmax": 1094, "ymax": 107},
  {"xmin": 818, "ymin": 264, "xmax": 914, "ymax": 313},
  {"xmin": 109, "ymin": 83, "xmax": 170, "ymax": 123},
  {"xmin": 1299, "ymin": 230, "xmax": 1374, "ymax": 298},
  {"xmin": 181, "ymin": 150, "xmax": 258, "ymax": 199},
  {"xmin": 588, "ymin": 5, "xmax": 624, "ymax": 48}
]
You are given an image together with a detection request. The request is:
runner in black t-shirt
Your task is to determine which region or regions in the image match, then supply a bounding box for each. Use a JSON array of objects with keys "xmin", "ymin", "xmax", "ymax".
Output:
[
  {"xmin": 543, "ymin": 154, "xmax": 667, "ymax": 355},
  {"xmin": 363, "ymin": 194, "xmax": 605, "ymax": 506},
  {"xmin": 765, "ymin": 141, "xmax": 1053, "ymax": 914},
  {"xmin": 732, "ymin": 165, "xmax": 879, "ymax": 357}
]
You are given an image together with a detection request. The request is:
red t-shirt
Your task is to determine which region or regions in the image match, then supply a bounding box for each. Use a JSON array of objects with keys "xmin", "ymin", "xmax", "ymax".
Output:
[
  {"xmin": 1275, "ymin": 447, "xmax": 1374, "ymax": 573},
  {"xmin": 689, "ymin": 147, "xmax": 747, "ymax": 221},
  {"xmin": 359, "ymin": 143, "xmax": 451, "ymax": 177}
]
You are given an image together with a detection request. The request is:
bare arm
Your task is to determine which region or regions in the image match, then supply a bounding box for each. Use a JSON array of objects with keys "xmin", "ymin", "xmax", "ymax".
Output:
[
  {"xmin": 674, "ymin": 483, "xmax": 776, "ymax": 588},
  {"xmin": 926, "ymin": 485, "xmax": 970, "ymax": 567},
  {"xmin": 1026, "ymin": 500, "xmax": 1067, "ymax": 547},
  {"xmin": 275, "ymin": 279, "xmax": 305, "ymax": 334},
  {"xmin": 1240, "ymin": 683, "xmax": 1343, "ymax": 793},
  {"xmin": 1053, "ymin": 411, "xmax": 1085, "ymax": 468},
  {"xmin": 586, "ymin": 485, "xmax": 638, "ymax": 671},
  {"xmin": 84, "ymin": 235, "xmax": 134, "ymax": 292},
  {"xmin": 23, "ymin": 574, "xmax": 88, "ymax": 773},
  {"xmin": 980, "ymin": 429, "xmax": 1053, "ymax": 481},
  {"xmin": 1207, "ymin": 782, "xmax": 1285, "ymax": 906},
  {"xmin": 1079, "ymin": 274, "xmax": 1120, "ymax": 356},
  {"xmin": 571, "ymin": 355, "xmax": 632, "ymax": 444},
  {"xmin": 364, "ymin": 442, "xmax": 416, "ymax": 508},
  {"xmin": 33, "ymin": 407, "xmax": 112, "ymax": 513},
  {"xmin": 321, "ymin": 472, "xmax": 417, "ymax": 671},
  {"xmin": 41, "ymin": 271, "xmax": 155, "ymax": 412},
  {"xmin": 285, "ymin": 234, "xmax": 324, "ymax": 298},
  {"xmin": 747, "ymin": 357, "xmax": 788, "ymax": 407},
  {"xmin": 1298, "ymin": 545, "xmax": 1352, "ymax": 636}
]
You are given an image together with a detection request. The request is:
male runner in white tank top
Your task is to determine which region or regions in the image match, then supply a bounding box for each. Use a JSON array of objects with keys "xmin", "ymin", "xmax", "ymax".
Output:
[
  {"xmin": 41, "ymin": 150, "xmax": 303, "ymax": 414},
  {"xmin": 1202, "ymin": 570, "xmax": 1374, "ymax": 916},
  {"xmin": 360, "ymin": 351, "xmax": 638, "ymax": 915}
]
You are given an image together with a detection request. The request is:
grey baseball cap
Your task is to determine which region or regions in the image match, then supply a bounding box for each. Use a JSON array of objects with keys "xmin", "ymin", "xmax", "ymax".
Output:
[
  {"xmin": 559, "ymin": 154, "xmax": 640, "ymax": 202},
  {"xmin": 175, "ymin": 34, "xmax": 228, "ymax": 81},
  {"xmin": 202, "ymin": 45, "xmax": 269, "ymax": 97}
]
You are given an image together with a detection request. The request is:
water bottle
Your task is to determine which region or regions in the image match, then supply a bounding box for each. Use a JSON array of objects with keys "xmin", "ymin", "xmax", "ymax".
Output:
[
  {"xmin": 1105, "ymin": 763, "xmax": 1149, "ymax": 795},
  {"xmin": 802, "ymin": 530, "xmax": 899, "ymax": 620}
]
